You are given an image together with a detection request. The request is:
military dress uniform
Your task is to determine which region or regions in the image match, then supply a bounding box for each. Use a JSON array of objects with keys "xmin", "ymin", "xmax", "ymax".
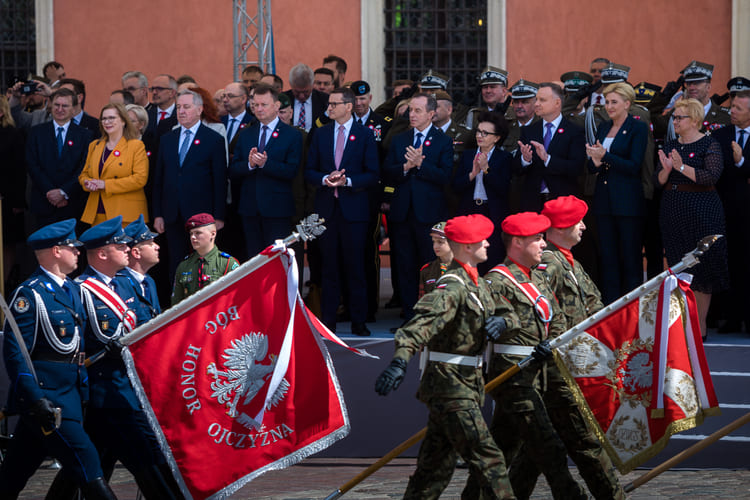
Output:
[
  {"xmin": 118, "ymin": 215, "xmax": 162, "ymax": 323},
  {"xmin": 57, "ymin": 216, "xmax": 181, "ymax": 500},
  {"xmin": 0, "ymin": 220, "xmax": 116, "ymax": 498},
  {"xmin": 508, "ymin": 243, "xmax": 624, "ymax": 500},
  {"xmin": 171, "ymin": 245, "xmax": 240, "ymax": 305}
]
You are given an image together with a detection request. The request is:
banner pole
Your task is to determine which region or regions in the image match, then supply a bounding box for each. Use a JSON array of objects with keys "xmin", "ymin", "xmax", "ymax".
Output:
[
  {"xmin": 623, "ymin": 411, "xmax": 750, "ymax": 493},
  {"xmin": 324, "ymin": 235, "xmax": 721, "ymax": 499}
]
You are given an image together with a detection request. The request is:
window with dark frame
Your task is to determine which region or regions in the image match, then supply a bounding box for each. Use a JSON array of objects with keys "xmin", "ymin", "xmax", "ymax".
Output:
[
  {"xmin": 383, "ymin": 0, "xmax": 487, "ymax": 107},
  {"xmin": 0, "ymin": 0, "xmax": 36, "ymax": 93}
]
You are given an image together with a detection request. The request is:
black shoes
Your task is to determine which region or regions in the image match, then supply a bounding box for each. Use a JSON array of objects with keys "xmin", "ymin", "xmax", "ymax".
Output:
[{"xmin": 351, "ymin": 322, "xmax": 371, "ymax": 337}]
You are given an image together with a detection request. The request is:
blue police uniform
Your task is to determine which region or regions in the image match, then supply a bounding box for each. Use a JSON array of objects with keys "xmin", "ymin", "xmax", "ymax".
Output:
[
  {"xmin": 0, "ymin": 219, "xmax": 116, "ymax": 498},
  {"xmin": 49, "ymin": 216, "xmax": 181, "ymax": 500}
]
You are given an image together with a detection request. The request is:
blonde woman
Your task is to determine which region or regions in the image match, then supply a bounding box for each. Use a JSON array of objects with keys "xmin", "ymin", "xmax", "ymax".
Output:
[{"xmin": 79, "ymin": 103, "xmax": 148, "ymax": 225}]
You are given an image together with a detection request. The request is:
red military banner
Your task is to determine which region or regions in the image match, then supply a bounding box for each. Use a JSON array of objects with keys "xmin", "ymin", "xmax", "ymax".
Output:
[
  {"xmin": 557, "ymin": 273, "xmax": 720, "ymax": 473},
  {"xmin": 123, "ymin": 247, "xmax": 357, "ymax": 499}
]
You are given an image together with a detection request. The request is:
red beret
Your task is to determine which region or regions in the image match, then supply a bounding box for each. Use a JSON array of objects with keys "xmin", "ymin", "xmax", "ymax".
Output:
[
  {"xmin": 501, "ymin": 212, "xmax": 551, "ymax": 236},
  {"xmin": 542, "ymin": 195, "xmax": 588, "ymax": 228},
  {"xmin": 185, "ymin": 213, "xmax": 216, "ymax": 231},
  {"xmin": 444, "ymin": 214, "xmax": 494, "ymax": 244}
]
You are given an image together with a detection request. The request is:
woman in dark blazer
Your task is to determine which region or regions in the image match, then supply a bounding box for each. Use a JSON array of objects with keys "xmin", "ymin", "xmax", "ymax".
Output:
[
  {"xmin": 454, "ymin": 111, "xmax": 512, "ymax": 272},
  {"xmin": 586, "ymin": 82, "xmax": 649, "ymax": 303}
]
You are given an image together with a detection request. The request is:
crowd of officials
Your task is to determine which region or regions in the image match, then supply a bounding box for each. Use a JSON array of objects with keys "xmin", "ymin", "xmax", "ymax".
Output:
[{"xmin": 1, "ymin": 53, "xmax": 750, "ymax": 498}]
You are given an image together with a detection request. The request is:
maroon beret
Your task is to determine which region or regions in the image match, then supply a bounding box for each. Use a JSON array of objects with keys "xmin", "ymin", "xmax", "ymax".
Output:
[
  {"xmin": 542, "ymin": 195, "xmax": 588, "ymax": 228},
  {"xmin": 501, "ymin": 212, "xmax": 551, "ymax": 236},
  {"xmin": 444, "ymin": 214, "xmax": 494, "ymax": 244},
  {"xmin": 185, "ymin": 213, "xmax": 216, "ymax": 231}
]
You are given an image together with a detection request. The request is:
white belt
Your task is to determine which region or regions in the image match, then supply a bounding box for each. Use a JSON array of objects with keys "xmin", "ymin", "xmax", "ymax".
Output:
[
  {"xmin": 419, "ymin": 348, "xmax": 483, "ymax": 376},
  {"xmin": 493, "ymin": 344, "xmax": 533, "ymax": 356}
]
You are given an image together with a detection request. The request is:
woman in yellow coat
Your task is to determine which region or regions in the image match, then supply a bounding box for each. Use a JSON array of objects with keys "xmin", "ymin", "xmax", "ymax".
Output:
[{"xmin": 79, "ymin": 102, "xmax": 149, "ymax": 226}]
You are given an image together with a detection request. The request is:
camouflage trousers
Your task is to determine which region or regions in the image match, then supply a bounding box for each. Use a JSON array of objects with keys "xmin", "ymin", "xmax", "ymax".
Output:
[
  {"xmin": 464, "ymin": 366, "xmax": 587, "ymax": 500},
  {"xmin": 404, "ymin": 398, "xmax": 515, "ymax": 500},
  {"xmin": 509, "ymin": 362, "xmax": 625, "ymax": 500}
]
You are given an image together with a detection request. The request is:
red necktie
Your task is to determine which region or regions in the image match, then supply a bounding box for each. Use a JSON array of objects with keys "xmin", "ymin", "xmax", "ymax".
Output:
[{"xmin": 159, "ymin": 111, "xmax": 167, "ymax": 122}]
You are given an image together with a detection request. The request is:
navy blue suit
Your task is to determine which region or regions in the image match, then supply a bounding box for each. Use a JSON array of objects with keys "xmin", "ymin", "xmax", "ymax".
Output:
[
  {"xmin": 284, "ymin": 89, "xmax": 329, "ymax": 129},
  {"xmin": 77, "ymin": 112, "xmax": 101, "ymax": 140},
  {"xmin": 305, "ymin": 120, "xmax": 379, "ymax": 329},
  {"xmin": 26, "ymin": 121, "xmax": 93, "ymax": 228},
  {"xmin": 230, "ymin": 120, "xmax": 303, "ymax": 257},
  {"xmin": 454, "ymin": 147, "xmax": 513, "ymax": 271},
  {"xmin": 383, "ymin": 126, "xmax": 453, "ymax": 319},
  {"xmin": 74, "ymin": 266, "xmax": 173, "ymax": 496},
  {"xmin": 153, "ymin": 123, "xmax": 227, "ymax": 277},
  {"xmin": 516, "ymin": 116, "xmax": 586, "ymax": 212},
  {"xmin": 146, "ymin": 107, "xmax": 178, "ymax": 138},
  {"xmin": 0, "ymin": 269, "xmax": 103, "ymax": 493},
  {"xmin": 713, "ymin": 125, "xmax": 750, "ymax": 326},
  {"xmin": 588, "ymin": 114, "xmax": 649, "ymax": 303},
  {"xmin": 222, "ymin": 112, "xmax": 256, "ymax": 155}
]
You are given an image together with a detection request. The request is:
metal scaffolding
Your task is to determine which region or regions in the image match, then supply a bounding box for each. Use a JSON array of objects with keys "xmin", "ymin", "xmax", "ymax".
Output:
[{"xmin": 232, "ymin": 0, "xmax": 275, "ymax": 80}]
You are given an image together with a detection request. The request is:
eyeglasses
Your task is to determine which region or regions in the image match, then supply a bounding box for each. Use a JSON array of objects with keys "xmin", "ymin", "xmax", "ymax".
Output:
[
  {"xmin": 327, "ymin": 101, "xmax": 346, "ymax": 107},
  {"xmin": 475, "ymin": 128, "xmax": 498, "ymax": 137},
  {"xmin": 149, "ymin": 86, "xmax": 171, "ymax": 93},
  {"xmin": 123, "ymin": 86, "xmax": 145, "ymax": 92},
  {"xmin": 672, "ymin": 115, "xmax": 691, "ymax": 122},
  {"xmin": 223, "ymin": 93, "xmax": 243, "ymax": 99},
  {"xmin": 101, "ymin": 116, "xmax": 120, "ymax": 122}
]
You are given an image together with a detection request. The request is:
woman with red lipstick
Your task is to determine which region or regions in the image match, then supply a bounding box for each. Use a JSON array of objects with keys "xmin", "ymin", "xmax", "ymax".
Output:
[{"xmin": 79, "ymin": 103, "xmax": 149, "ymax": 226}]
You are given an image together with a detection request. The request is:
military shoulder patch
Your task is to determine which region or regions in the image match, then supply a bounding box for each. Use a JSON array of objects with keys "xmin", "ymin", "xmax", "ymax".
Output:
[
  {"xmin": 384, "ymin": 116, "xmax": 393, "ymax": 122},
  {"xmin": 537, "ymin": 264, "xmax": 548, "ymax": 271},
  {"xmin": 13, "ymin": 296, "xmax": 30, "ymax": 313}
]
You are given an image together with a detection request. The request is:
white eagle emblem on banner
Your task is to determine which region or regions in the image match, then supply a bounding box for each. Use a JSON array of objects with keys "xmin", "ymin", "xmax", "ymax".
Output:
[{"xmin": 207, "ymin": 332, "xmax": 290, "ymax": 429}]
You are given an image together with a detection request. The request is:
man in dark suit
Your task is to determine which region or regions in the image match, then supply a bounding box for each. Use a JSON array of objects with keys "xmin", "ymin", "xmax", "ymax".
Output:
[
  {"xmin": 713, "ymin": 86, "xmax": 750, "ymax": 333},
  {"xmin": 384, "ymin": 93, "xmax": 453, "ymax": 321},
  {"xmin": 284, "ymin": 63, "xmax": 329, "ymax": 132},
  {"xmin": 230, "ymin": 84, "xmax": 303, "ymax": 258},
  {"xmin": 516, "ymin": 82, "xmax": 586, "ymax": 213},
  {"xmin": 121, "ymin": 71, "xmax": 152, "ymax": 110},
  {"xmin": 58, "ymin": 78, "xmax": 100, "ymax": 139},
  {"xmin": 153, "ymin": 89, "xmax": 227, "ymax": 279},
  {"xmin": 146, "ymin": 74, "xmax": 178, "ymax": 137},
  {"xmin": 221, "ymin": 81, "xmax": 255, "ymax": 154},
  {"xmin": 306, "ymin": 87, "xmax": 379, "ymax": 336},
  {"xmin": 26, "ymin": 88, "xmax": 93, "ymax": 230}
]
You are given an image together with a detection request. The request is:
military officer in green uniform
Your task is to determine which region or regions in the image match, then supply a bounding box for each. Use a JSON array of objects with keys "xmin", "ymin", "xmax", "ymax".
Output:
[
  {"xmin": 464, "ymin": 212, "xmax": 587, "ymax": 500},
  {"xmin": 375, "ymin": 214, "xmax": 515, "ymax": 500},
  {"xmin": 504, "ymin": 80, "xmax": 539, "ymax": 213},
  {"xmin": 171, "ymin": 213, "xmax": 240, "ymax": 305},
  {"xmin": 432, "ymin": 89, "xmax": 473, "ymax": 214},
  {"xmin": 418, "ymin": 221, "xmax": 452, "ymax": 298},
  {"xmin": 418, "ymin": 69, "xmax": 470, "ymax": 128},
  {"xmin": 466, "ymin": 66, "xmax": 514, "ymax": 130},
  {"xmin": 507, "ymin": 196, "xmax": 625, "ymax": 500}
]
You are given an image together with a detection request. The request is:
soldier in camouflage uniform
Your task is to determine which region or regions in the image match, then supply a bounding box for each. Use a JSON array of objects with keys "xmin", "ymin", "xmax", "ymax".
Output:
[
  {"xmin": 375, "ymin": 214, "xmax": 515, "ymax": 500},
  {"xmin": 171, "ymin": 213, "xmax": 240, "ymax": 305},
  {"xmin": 418, "ymin": 222, "xmax": 452, "ymax": 298},
  {"xmin": 507, "ymin": 197, "xmax": 625, "ymax": 500},
  {"xmin": 464, "ymin": 212, "xmax": 586, "ymax": 500}
]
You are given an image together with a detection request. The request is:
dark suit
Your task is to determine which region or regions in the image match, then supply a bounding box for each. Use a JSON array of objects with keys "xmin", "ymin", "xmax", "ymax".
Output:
[
  {"xmin": 454, "ymin": 147, "xmax": 512, "ymax": 271},
  {"xmin": 147, "ymin": 106, "xmax": 178, "ymax": 138},
  {"xmin": 383, "ymin": 125, "xmax": 453, "ymax": 319},
  {"xmin": 516, "ymin": 116, "xmax": 586, "ymax": 212},
  {"xmin": 588, "ymin": 115, "xmax": 649, "ymax": 303},
  {"xmin": 713, "ymin": 125, "xmax": 750, "ymax": 326},
  {"xmin": 222, "ymin": 112, "xmax": 256, "ymax": 155},
  {"xmin": 229, "ymin": 119, "xmax": 302, "ymax": 257},
  {"xmin": 76, "ymin": 112, "xmax": 100, "ymax": 140},
  {"xmin": 153, "ymin": 124, "xmax": 227, "ymax": 277},
  {"xmin": 284, "ymin": 89, "xmax": 329, "ymax": 130},
  {"xmin": 305, "ymin": 120, "xmax": 379, "ymax": 330},
  {"xmin": 26, "ymin": 121, "xmax": 93, "ymax": 229},
  {"xmin": 0, "ymin": 269, "xmax": 103, "ymax": 494}
]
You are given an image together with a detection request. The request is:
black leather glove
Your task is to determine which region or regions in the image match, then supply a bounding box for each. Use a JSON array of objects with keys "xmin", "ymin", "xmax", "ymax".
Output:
[
  {"xmin": 375, "ymin": 358, "xmax": 407, "ymax": 396},
  {"xmin": 485, "ymin": 316, "xmax": 507, "ymax": 342},
  {"xmin": 28, "ymin": 397, "xmax": 57, "ymax": 431},
  {"xmin": 661, "ymin": 76, "xmax": 684, "ymax": 99},
  {"xmin": 531, "ymin": 340, "xmax": 554, "ymax": 362},
  {"xmin": 399, "ymin": 82, "xmax": 420, "ymax": 100},
  {"xmin": 104, "ymin": 338, "xmax": 124, "ymax": 359},
  {"xmin": 496, "ymin": 95, "xmax": 512, "ymax": 115},
  {"xmin": 572, "ymin": 80, "xmax": 602, "ymax": 102},
  {"xmin": 711, "ymin": 92, "xmax": 729, "ymax": 106}
]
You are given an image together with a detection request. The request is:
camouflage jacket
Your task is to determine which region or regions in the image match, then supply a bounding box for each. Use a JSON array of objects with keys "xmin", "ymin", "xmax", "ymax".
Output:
[
  {"xmin": 418, "ymin": 258, "xmax": 450, "ymax": 298},
  {"xmin": 539, "ymin": 243, "xmax": 603, "ymax": 329},
  {"xmin": 483, "ymin": 260, "xmax": 566, "ymax": 384},
  {"xmin": 394, "ymin": 261, "xmax": 493, "ymax": 405}
]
